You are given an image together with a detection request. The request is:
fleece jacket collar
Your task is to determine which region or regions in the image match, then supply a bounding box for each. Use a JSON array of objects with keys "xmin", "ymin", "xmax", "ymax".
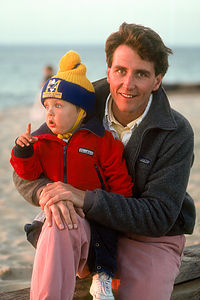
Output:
[{"xmin": 144, "ymin": 85, "xmax": 177, "ymax": 131}]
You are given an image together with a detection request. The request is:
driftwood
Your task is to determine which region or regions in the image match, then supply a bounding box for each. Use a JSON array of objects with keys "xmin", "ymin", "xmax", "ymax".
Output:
[
  {"xmin": 171, "ymin": 244, "xmax": 200, "ymax": 300},
  {"xmin": 0, "ymin": 244, "xmax": 199, "ymax": 300}
]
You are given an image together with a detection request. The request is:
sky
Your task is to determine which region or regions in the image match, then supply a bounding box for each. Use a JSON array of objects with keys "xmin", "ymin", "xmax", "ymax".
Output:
[{"xmin": 1, "ymin": 0, "xmax": 200, "ymax": 47}]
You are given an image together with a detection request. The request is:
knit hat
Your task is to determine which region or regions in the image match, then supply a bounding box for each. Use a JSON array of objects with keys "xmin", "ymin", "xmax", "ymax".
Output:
[{"xmin": 41, "ymin": 50, "xmax": 96, "ymax": 115}]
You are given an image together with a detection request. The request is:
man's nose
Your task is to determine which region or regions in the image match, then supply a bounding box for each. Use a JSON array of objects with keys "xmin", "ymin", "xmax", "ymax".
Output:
[{"xmin": 123, "ymin": 74, "xmax": 135, "ymax": 90}]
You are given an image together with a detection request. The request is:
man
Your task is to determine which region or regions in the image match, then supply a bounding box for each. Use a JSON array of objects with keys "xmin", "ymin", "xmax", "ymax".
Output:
[{"xmin": 13, "ymin": 23, "xmax": 195, "ymax": 300}]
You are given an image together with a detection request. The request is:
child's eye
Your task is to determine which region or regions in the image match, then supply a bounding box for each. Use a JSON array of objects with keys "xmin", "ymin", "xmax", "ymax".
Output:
[
  {"xmin": 44, "ymin": 105, "xmax": 49, "ymax": 110},
  {"xmin": 55, "ymin": 103, "xmax": 62, "ymax": 108}
]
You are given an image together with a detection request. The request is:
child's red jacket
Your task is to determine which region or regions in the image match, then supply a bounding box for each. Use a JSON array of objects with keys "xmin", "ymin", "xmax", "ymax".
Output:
[{"xmin": 10, "ymin": 118, "xmax": 133, "ymax": 196}]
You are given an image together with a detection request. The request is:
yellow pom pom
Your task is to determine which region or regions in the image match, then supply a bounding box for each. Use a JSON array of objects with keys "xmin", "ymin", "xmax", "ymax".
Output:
[
  {"xmin": 52, "ymin": 49, "xmax": 94, "ymax": 92},
  {"xmin": 59, "ymin": 50, "xmax": 81, "ymax": 72}
]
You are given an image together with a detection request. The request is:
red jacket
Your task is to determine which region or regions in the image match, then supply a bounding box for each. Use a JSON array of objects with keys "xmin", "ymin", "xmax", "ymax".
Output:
[{"xmin": 11, "ymin": 118, "xmax": 133, "ymax": 196}]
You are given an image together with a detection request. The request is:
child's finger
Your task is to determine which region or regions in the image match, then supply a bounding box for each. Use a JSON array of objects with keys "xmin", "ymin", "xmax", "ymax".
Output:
[
  {"xmin": 16, "ymin": 136, "xmax": 30, "ymax": 147},
  {"xmin": 25, "ymin": 123, "xmax": 38, "ymax": 144},
  {"xmin": 26, "ymin": 123, "xmax": 31, "ymax": 135},
  {"xmin": 16, "ymin": 139, "xmax": 25, "ymax": 147}
]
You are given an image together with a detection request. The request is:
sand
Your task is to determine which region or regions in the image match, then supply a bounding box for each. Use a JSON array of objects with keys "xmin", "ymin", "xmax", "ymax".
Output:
[{"xmin": 0, "ymin": 91, "xmax": 199, "ymax": 292}]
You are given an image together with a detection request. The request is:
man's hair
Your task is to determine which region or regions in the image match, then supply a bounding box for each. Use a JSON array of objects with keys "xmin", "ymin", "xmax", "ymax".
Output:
[{"xmin": 105, "ymin": 22, "xmax": 173, "ymax": 76}]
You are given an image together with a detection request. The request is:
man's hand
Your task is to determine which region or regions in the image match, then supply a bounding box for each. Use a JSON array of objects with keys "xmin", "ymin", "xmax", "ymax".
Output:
[
  {"xmin": 16, "ymin": 123, "xmax": 38, "ymax": 147},
  {"xmin": 39, "ymin": 182, "xmax": 86, "ymax": 230},
  {"xmin": 39, "ymin": 181, "xmax": 85, "ymax": 209},
  {"xmin": 44, "ymin": 200, "xmax": 81, "ymax": 230}
]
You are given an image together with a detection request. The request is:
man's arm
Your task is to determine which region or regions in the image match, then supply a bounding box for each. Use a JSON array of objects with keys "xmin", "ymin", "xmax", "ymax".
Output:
[
  {"xmin": 13, "ymin": 172, "xmax": 84, "ymax": 230},
  {"xmin": 13, "ymin": 171, "xmax": 51, "ymax": 206}
]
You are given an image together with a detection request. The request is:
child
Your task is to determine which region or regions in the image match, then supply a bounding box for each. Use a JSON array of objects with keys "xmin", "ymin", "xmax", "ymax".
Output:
[{"xmin": 10, "ymin": 50, "xmax": 133, "ymax": 300}]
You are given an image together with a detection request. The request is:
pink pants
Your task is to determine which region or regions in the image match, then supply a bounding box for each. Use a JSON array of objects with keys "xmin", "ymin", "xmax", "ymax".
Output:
[{"xmin": 30, "ymin": 216, "xmax": 185, "ymax": 300}]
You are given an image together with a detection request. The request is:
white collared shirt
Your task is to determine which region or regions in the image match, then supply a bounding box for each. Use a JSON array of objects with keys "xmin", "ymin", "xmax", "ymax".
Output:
[{"xmin": 103, "ymin": 94, "xmax": 152, "ymax": 145}]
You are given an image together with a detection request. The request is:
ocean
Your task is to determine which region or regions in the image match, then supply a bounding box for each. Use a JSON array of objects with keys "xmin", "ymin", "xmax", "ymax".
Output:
[{"xmin": 0, "ymin": 44, "xmax": 200, "ymax": 109}]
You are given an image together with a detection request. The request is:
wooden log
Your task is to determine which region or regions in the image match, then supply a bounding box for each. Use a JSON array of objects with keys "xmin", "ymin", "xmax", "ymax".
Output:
[
  {"xmin": 0, "ymin": 244, "xmax": 199, "ymax": 300},
  {"xmin": 73, "ymin": 277, "xmax": 92, "ymax": 300},
  {"xmin": 171, "ymin": 278, "xmax": 200, "ymax": 300},
  {"xmin": 0, "ymin": 277, "xmax": 93, "ymax": 300},
  {"xmin": 0, "ymin": 288, "xmax": 29, "ymax": 300},
  {"xmin": 175, "ymin": 244, "xmax": 200, "ymax": 284},
  {"xmin": 171, "ymin": 244, "xmax": 200, "ymax": 300}
]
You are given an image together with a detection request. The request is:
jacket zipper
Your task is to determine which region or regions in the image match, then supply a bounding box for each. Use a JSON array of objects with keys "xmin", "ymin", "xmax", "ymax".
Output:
[
  {"xmin": 94, "ymin": 164, "xmax": 106, "ymax": 190},
  {"xmin": 63, "ymin": 144, "xmax": 68, "ymax": 183}
]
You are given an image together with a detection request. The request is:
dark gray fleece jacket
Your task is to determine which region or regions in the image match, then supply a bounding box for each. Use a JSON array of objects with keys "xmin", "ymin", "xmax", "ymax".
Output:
[{"xmin": 83, "ymin": 79, "xmax": 196, "ymax": 237}]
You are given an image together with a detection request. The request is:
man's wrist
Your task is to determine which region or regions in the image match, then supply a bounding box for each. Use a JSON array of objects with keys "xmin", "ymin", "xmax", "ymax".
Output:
[
  {"xmin": 83, "ymin": 190, "xmax": 97, "ymax": 212},
  {"xmin": 32, "ymin": 178, "xmax": 53, "ymax": 205}
]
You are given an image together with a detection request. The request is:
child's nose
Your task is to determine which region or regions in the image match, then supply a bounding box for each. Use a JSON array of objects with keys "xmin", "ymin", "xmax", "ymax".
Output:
[{"xmin": 47, "ymin": 107, "xmax": 54, "ymax": 116}]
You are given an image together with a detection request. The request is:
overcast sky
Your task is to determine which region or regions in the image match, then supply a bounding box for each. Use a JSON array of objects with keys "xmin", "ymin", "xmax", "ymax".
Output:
[{"xmin": 1, "ymin": 0, "xmax": 200, "ymax": 46}]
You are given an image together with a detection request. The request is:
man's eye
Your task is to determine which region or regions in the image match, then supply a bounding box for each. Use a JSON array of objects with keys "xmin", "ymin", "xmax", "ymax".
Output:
[
  {"xmin": 55, "ymin": 103, "xmax": 61, "ymax": 108},
  {"xmin": 137, "ymin": 72, "xmax": 149, "ymax": 78},
  {"xmin": 138, "ymin": 72, "xmax": 145, "ymax": 77},
  {"xmin": 117, "ymin": 68, "xmax": 126, "ymax": 75}
]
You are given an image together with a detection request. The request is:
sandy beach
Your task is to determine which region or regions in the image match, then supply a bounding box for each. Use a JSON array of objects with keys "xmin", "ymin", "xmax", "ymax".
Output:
[{"xmin": 0, "ymin": 90, "xmax": 199, "ymax": 292}]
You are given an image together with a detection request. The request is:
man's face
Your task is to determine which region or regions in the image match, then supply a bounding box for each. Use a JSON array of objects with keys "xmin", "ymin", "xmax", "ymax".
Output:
[{"xmin": 107, "ymin": 44, "xmax": 163, "ymax": 125}]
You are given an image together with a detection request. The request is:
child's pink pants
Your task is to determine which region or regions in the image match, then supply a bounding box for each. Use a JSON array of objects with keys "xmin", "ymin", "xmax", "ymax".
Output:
[{"xmin": 30, "ymin": 216, "xmax": 185, "ymax": 300}]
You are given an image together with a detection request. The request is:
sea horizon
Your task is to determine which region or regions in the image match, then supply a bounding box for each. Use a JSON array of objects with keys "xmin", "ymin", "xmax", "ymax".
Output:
[{"xmin": 0, "ymin": 44, "xmax": 199, "ymax": 109}]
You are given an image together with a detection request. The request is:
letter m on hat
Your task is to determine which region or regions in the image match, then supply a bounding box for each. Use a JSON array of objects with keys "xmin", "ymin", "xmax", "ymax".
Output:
[
  {"xmin": 42, "ymin": 79, "xmax": 62, "ymax": 99},
  {"xmin": 47, "ymin": 79, "xmax": 61, "ymax": 92}
]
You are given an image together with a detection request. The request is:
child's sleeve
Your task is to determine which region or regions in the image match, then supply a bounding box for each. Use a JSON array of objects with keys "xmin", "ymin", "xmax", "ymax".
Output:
[
  {"xmin": 10, "ymin": 141, "xmax": 43, "ymax": 180},
  {"xmin": 98, "ymin": 131, "xmax": 133, "ymax": 197}
]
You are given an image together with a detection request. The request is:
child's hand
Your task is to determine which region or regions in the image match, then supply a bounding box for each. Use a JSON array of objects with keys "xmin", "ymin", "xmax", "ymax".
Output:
[{"xmin": 16, "ymin": 123, "xmax": 38, "ymax": 147}]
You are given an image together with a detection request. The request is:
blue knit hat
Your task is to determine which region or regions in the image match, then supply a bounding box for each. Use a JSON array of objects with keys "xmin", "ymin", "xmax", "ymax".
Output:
[{"xmin": 41, "ymin": 50, "xmax": 96, "ymax": 115}]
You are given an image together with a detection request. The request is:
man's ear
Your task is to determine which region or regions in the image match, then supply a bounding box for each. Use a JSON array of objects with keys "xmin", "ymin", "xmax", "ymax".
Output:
[
  {"xmin": 153, "ymin": 74, "xmax": 163, "ymax": 91},
  {"xmin": 107, "ymin": 66, "xmax": 111, "ymax": 84}
]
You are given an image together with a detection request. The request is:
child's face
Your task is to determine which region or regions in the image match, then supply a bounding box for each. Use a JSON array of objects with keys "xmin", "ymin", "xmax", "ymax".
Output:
[{"xmin": 44, "ymin": 98, "xmax": 81, "ymax": 135}]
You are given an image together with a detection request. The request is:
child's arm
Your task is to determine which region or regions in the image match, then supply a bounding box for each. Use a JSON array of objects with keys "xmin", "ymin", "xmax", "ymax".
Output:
[{"xmin": 10, "ymin": 123, "xmax": 43, "ymax": 180}]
